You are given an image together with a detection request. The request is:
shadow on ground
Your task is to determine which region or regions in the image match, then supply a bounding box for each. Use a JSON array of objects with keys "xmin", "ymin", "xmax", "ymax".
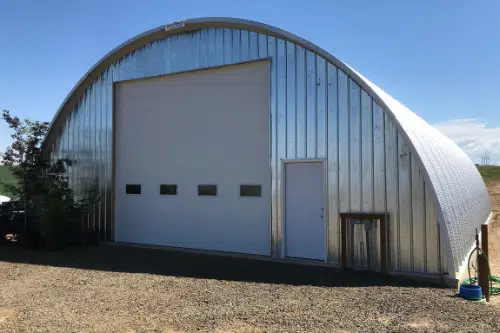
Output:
[{"xmin": 0, "ymin": 243, "xmax": 446, "ymax": 289}]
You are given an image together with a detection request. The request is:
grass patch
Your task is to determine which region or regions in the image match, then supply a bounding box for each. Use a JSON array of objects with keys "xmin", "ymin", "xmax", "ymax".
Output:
[
  {"xmin": 477, "ymin": 165, "xmax": 500, "ymax": 183},
  {"xmin": 0, "ymin": 164, "xmax": 16, "ymax": 197}
]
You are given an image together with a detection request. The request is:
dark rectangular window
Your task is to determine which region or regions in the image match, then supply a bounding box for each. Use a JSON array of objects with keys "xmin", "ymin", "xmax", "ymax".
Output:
[
  {"xmin": 240, "ymin": 185, "xmax": 262, "ymax": 197},
  {"xmin": 160, "ymin": 184, "xmax": 177, "ymax": 195},
  {"xmin": 198, "ymin": 185, "xmax": 217, "ymax": 196},
  {"xmin": 126, "ymin": 184, "xmax": 141, "ymax": 195}
]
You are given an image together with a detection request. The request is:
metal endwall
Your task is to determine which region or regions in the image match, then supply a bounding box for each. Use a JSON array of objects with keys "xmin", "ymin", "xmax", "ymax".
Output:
[
  {"xmin": 326, "ymin": 63, "xmax": 339, "ymax": 265},
  {"xmin": 50, "ymin": 27, "xmax": 445, "ymax": 275}
]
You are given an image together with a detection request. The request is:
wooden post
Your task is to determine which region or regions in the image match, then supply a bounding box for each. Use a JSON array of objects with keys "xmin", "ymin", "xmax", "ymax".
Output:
[
  {"xmin": 380, "ymin": 215, "xmax": 387, "ymax": 274},
  {"xmin": 479, "ymin": 224, "xmax": 490, "ymax": 302},
  {"xmin": 341, "ymin": 216, "xmax": 347, "ymax": 269},
  {"xmin": 340, "ymin": 213, "xmax": 387, "ymax": 273},
  {"xmin": 482, "ymin": 223, "xmax": 489, "ymax": 259}
]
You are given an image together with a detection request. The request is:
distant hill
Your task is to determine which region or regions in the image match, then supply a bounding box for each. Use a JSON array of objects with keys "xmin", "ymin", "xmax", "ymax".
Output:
[
  {"xmin": 477, "ymin": 165, "xmax": 500, "ymax": 183},
  {"xmin": 0, "ymin": 165, "xmax": 16, "ymax": 197}
]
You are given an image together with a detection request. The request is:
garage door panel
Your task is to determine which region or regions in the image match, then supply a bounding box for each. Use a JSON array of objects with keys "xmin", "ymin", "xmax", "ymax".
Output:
[
  {"xmin": 117, "ymin": 199, "xmax": 270, "ymax": 254},
  {"xmin": 115, "ymin": 60, "xmax": 271, "ymax": 256}
]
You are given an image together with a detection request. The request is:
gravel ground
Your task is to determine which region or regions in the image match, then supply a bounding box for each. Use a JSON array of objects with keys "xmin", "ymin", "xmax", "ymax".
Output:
[
  {"xmin": 1, "ymin": 245, "xmax": 500, "ymax": 333},
  {"xmin": 485, "ymin": 180, "xmax": 500, "ymax": 307}
]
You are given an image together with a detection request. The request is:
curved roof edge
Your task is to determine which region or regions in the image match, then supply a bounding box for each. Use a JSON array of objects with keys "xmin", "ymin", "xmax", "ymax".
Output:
[{"xmin": 43, "ymin": 17, "xmax": 491, "ymax": 277}]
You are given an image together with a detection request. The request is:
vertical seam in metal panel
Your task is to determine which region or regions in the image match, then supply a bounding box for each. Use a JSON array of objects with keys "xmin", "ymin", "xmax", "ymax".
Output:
[
  {"xmin": 273, "ymin": 37, "xmax": 278, "ymax": 257},
  {"xmin": 94, "ymin": 80, "xmax": 99, "ymax": 237},
  {"xmin": 325, "ymin": 60, "xmax": 329, "ymax": 261},
  {"xmin": 106, "ymin": 69, "xmax": 111, "ymax": 240},
  {"xmin": 347, "ymin": 77, "xmax": 351, "ymax": 212},
  {"xmin": 86, "ymin": 88, "xmax": 91, "ymax": 229},
  {"xmin": 104, "ymin": 72, "xmax": 108, "ymax": 238},
  {"xmin": 281, "ymin": 40, "xmax": 288, "ymax": 158},
  {"xmin": 164, "ymin": 37, "xmax": 168, "ymax": 70},
  {"xmin": 90, "ymin": 82, "xmax": 95, "ymax": 232},
  {"xmin": 423, "ymin": 181, "xmax": 428, "ymax": 273},
  {"xmin": 265, "ymin": 35, "xmax": 273, "ymax": 256},
  {"xmin": 359, "ymin": 85, "xmax": 363, "ymax": 212},
  {"xmin": 248, "ymin": 30, "xmax": 252, "ymax": 59},
  {"xmin": 111, "ymin": 81, "xmax": 116, "ymax": 241},
  {"xmin": 409, "ymin": 151, "xmax": 414, "ymax": 272},
  {"xmin": 382, "ymin": 106, "xmax": 388, "ymax": 269},
  {"xmin": 70, "ymin": 110, "xmax": 74, "ymax": 203},
  {"xmin": 347, "ymin": 78, "xmax": 352, "ymax": 265},
  {"xmin": 396, "ymin": 132, "xmax": 400, "ymax": 271},
  {"xmin": 77, "ymin": 98, "xmax": 81, "ymax": 206},
  {"xmin": 100, "ymin": 74, "xmax": 104, "ymax": 239},
  {"xmin": 324, "ymin": 59, "xmax": 327, "ymax": 159},
  {"xmin": 222, "ymin": 29, "xmax": 226, "ymax": 64},
  {"xmin": 75, "ymin": 106, "xmax": 78, "ymax": 201},
  {"xmin": 96, "ymin": 79, "xmax": 100, "ymax": 232},
  {"xmin": 246, "ymin": 30, "xmax": 250, "ymax": 60},
  {"xmin": 304, "ymin": 51, "xmax": 308, "ymax": 157},
  {"xmin": 294, "ymin": 46, "xmax": 298, "ymax": 158},
  {"xmin": 199, "ymin": 30, "xmax": 203, "ymax": 67},
  {"xmin": 369, "ymin": 99, "xmax": 373, "ymax": 264},
  {"xmin": 279, "ymin": 38, "xmax": 285, "ymax": 257},
  {"xmin": 358, "ymin": 87, "xmax": 363, "ymax": 265},
  {"xmin": 82, "ymin": 91, "xmax": 86, "ymax": 229},
  {"xmin": 264, "ymin": 33, "xmax": 268, "ymax": 56},
  {"xmin": 108, "ymin": 66, "xmax": 114, "ymax": 240},
  {"xmin": 238, "ymin": 29, "xmax": 242, "ymax": 62},
  {"xmin": 99, "ymin": 76, "xmax": 104, "ymax": 239},
  {"xmin": 437, "ymin": 223, "xmax": 442, "ymax": 274},
  {"xmin": 101, "ymin": 76, "xmax": 105, "ymax": 239},
  {"xmin": 110, "ymin": 71, "xmax": 113, "ymax": 237},
  {"xmin": 314, "ymin": 55, "xmax": 318, "ymax": 157},
  {"xmin": 370, "ymin": 99, "xmax": 375, "ymax": 268},
  {"xmin": 370, "ymin": 99, "xmax": 375, "ymax": 212},
  {"xmin": 256, "ymin": 32, "xmax": 260, "ymax": 59},
  {"xmin": 303, "ymin": 49, "xmax": 307, "ymax": 157},
  {"xmin": 264, "ymin": 34, "xmax": 271, "ymax": 254},
  {"xmin": 90, "ymin": 82, "xmax": 95, "ymax": 230},
  {"xmin": 94, "ymin": 80, "xmax": 98, "ymax": 234},
  {"xmin": 336, "ymin": 67, "xmax": 341, "ymax": 255},
  {"xmin": 303, "ymin": 49, "xmax": 309, "ymax": 158}
]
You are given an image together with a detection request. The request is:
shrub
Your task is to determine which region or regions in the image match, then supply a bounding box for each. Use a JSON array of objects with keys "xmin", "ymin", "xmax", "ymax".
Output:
[{"xmin": 1, "ymin": 110, "xmax": 102, "ymax": 249}]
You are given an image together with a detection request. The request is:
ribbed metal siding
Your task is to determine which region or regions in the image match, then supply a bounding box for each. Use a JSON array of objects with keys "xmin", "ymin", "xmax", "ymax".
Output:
[
  {"xmin": 326, "ymin": 63, "xmax": 339, "ymax": 265},
  {"xmin": 398, "ymin": 133, "xmax": 412, "ymax": 272},
  {"xmin": 385, "ymin": 114, "xmax": 399, "ymax": 270},
  {"xmin": 51, "ymin": 27, "xmax": 446, "ymax": 275},
  {"xmin": 411, "ymin": 155, "xmax": 426, "ymax": 273}
]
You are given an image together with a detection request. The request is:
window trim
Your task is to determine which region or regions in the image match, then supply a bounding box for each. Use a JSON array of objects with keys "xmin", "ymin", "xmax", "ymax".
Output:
[
  {"xmin": 160, "ymin": 184, "xmax": 178, "ymax": 196},
  {"xmin": 239, "ymin": 184, "xmax": 262, "ymax": 197},
  {"xmin": 125, "ymin": 184, "xmax": 142, "ymax": 195},
  {"xmin": 198, "ymin": 184, "xmax": 218, "ymax": 196}
]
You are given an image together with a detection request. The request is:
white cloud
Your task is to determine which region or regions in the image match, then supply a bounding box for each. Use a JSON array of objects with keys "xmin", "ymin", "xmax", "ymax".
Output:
[{"xmin": 434, "ymin": 119, "xmax": 500, "ymax": 165}]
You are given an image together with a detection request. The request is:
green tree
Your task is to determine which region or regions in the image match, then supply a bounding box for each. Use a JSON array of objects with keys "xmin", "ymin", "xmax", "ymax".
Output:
[
  {"xmin": 0, "ymin": 110, "xmax": 101, "ymax": 249},
  {"xmin": 0, "ymin": 110, "xmax": 50, "ymax": 201}
]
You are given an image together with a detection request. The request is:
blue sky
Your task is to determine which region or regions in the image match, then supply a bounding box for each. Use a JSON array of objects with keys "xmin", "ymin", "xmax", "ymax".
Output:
[{"xmin": 1, "ymin": 0, "xmax": 499, "ymax": 163}]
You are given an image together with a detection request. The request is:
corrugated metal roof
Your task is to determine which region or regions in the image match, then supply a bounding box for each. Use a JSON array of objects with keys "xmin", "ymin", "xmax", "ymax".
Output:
[{"xmin": 359, "ymin": 71, "xmax": 491, "ymax": 272}]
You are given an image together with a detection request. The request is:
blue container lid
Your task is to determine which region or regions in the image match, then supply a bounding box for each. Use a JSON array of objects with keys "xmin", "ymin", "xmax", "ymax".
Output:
[{"xmin": 460, "ymin": 284, "xmax": 483, "ymax": 300}]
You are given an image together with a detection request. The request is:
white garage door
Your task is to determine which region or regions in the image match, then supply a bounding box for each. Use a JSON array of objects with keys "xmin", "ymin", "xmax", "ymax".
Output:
[{"xmin": 114, "ymin": 60, "xmax": 271, "ymax": 256}]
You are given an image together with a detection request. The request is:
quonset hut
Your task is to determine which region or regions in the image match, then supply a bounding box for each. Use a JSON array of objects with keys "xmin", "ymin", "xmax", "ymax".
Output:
[{"xmin": 42, "ymin": 18, "xmax": 491, "ymax": 284}]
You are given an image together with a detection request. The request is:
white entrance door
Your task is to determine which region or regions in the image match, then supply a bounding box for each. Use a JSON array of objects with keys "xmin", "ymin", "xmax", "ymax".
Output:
[{"xmin": 284, "ymin": 162, "xmax": 326, "ymax": 260}]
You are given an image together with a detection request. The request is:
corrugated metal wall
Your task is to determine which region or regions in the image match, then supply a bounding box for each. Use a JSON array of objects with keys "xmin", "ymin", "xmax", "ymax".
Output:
[{"xmin": 50, "ymin": 28, "xmax": 447, "ymax": 276}]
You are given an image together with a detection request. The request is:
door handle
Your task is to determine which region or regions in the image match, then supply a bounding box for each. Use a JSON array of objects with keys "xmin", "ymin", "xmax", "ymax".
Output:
[{"xmin": 320, "ymin": 215, "xmax": 324, "ymax": 218}]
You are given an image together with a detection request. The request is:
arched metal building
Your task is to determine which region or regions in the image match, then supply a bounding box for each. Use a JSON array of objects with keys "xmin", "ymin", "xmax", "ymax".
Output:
[{"xmin": 43, "ymin": 18, "xmax": 491, "ymax": 283}]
